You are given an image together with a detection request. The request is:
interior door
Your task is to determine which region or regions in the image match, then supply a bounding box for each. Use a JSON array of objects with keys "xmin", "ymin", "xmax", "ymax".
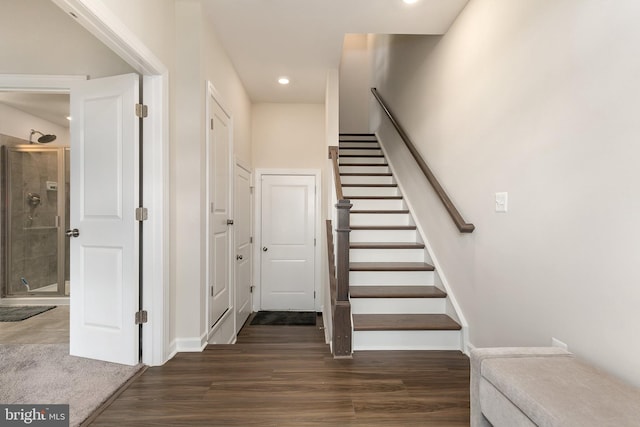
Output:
[
  {"xmin": 261, "ymin": 175, "xmax": 316, "ymax": 311},
  {"xmin": 69, "ymin": 73, "xmax": 140, "ymax": 365},
  {"xmin": 208, "ymin": 97, "xmax": 232, "ymax": 329},
  {"xmin": 234, "ymin": 163, "xmax": 252, "ymax": 332}
]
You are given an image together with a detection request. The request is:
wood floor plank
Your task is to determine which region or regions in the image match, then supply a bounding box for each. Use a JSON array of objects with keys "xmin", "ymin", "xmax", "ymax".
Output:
[{"xmin": 92, "ymin": 314, "xmax": 470, "ymax": 426}]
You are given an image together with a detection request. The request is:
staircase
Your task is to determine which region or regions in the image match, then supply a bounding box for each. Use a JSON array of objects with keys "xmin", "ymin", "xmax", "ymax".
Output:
[{"xmin": 339, "ymin": 133, "xmax": 462, "ymax": 351}]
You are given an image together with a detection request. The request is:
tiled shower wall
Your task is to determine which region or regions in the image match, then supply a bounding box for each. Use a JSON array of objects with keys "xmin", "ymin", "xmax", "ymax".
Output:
[{"xmin": 1, "ymin": 134, "xmax": 70, "ymax": 296}]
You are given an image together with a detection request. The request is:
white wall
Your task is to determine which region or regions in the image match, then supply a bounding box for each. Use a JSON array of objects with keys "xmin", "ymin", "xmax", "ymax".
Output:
[
  {"xmin": 0, "ymin": 104, "xmax": 70, "ymax": 147},
  {"xmin": 339, "ymin": 34, "xmax": 371, "ymax": 133},
  {"xmin": 0, "ymin": 0, "xmax": 134, "ymax": 78},
  {"xmin": 172, "ymin": 0, "xmax": 253, "ymax": 347},
  {"xmin": 252, "ymin": 104, "xmax": 325, "ymax": 170},
  {"xmin": 369, "ymin": 0, "xmax": 640, "ymax": 387},
  {"xmin": 97, "ymin": 0, "xmax": 176, "ymax": 69}
]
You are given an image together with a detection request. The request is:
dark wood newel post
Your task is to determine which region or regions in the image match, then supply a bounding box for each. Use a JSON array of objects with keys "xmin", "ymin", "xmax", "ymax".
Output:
[
  {"xmin": 334, "ymin": 199, "xmax": 352, "ymax": 357},
  {"xmin": 335, "ymin": 200, "xmax": 352, "ymax": 302}
]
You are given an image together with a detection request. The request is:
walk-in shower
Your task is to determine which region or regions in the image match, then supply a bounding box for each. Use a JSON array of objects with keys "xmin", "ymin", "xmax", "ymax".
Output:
[{"xmin": 1, "ymin": 143, "xmax": 70, "ymax": 297}]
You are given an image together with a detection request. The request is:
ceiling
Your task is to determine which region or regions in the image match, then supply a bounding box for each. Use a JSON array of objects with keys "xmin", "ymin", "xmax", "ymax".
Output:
[
  {"xmin": 0, "ymin": 92, "xmax": 70, "ymax": 128},
  {"xmin": 1, "ymin": 0, "xmax": 468, "ymax": 123},
  {"xmin": 202, "ymin": 0, "xmax": 468, "ymax": 103}
]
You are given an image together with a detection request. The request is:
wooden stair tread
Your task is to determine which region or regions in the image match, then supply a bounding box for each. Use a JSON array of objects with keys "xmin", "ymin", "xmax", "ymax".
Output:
[
  {"xmin": 350, "ymin": 262, "xmax": 435, "ymax": 271},
  {"xmin": 350, "ymin": 242, "xmax": 425, "ymax": 249},
  {"xmin": 350, "ymin": 286, "xmax": 446, "ymax": 299},
  {"xmin": 347, "ymin": 196, "xmax": 403, "ymax": 200},
  {"xmin": 340, "ymin": 154, "xmax": 385, "ymax": 158},
  {"xmin": 350, "ymin": 210, "xmax": 409, "ymax": 214},
  {"xmin": 350, "ymin": 225, "xmax": 415, "ymax": 230},
  {"xmin": 342, "ymin": 183, "xmax": 397, "ymax": 187},
  {"xmin": 339, "ymin": 163, "xmax": 389, "ymax": 167},
  {"xmin": 353, "ymin": 314, "xmax": 461, "ymax": 331},
  {"xmin": 340, "ymin": 173, "xmax": 392, "ymax": 176},
  {"xmin": 339, "ymin": 146, "xmax": 380, "ymax": 150},
  {"xmin": 340, "ymin": 133, "xmax": 376, "ymax": 137}
]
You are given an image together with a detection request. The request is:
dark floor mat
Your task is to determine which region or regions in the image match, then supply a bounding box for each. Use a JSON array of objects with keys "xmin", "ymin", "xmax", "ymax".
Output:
[
  {"xmin": 250, "ymin": 311, "xmax": 316, "ymax": 326},
  {"xmin": 0, "ymin": 306, "xmax": 56, "ymax": 322}
]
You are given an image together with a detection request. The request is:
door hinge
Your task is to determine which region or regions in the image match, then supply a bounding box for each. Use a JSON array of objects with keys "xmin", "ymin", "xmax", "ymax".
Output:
[
  {"xmin": 211, "ymin": 286, "xmax": 214, "ymax": 297},
  {"xmin": 135, "ymin": 103, "xmax": 148, "ymax": 118},
  {"xmin": 250, "ymin": 285, "xmax": 255, "ymax": 294},
  {"xmin": 135, "ymin": 310, "xmax": 148, "ymax": 324},
  {"xmin": 211, "ymin": 118, "xmax": 214, "ymax": 130},
  {"xmin": 314, "ymin": 238, "xmax": 316, "ymax": 246},
  {"xmin": 135, "ymin": 207, "xmax": 148, "ymax": 221},
  {"xmin": 250, "ymin": 236, "xmax": 253, "ymax": 244},
  {"xmin": 314, "ymin": 291, "xmax": 316, "ymax": 299}
]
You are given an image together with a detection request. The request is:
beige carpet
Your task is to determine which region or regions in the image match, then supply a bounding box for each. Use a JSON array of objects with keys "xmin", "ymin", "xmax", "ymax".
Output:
[{"xmin": 0, "ymin": 344, "xmax": 141, "ymax": 426}]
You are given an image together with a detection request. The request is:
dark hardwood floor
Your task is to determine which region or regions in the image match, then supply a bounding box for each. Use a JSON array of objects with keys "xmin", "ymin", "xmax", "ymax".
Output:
[{"xmin": 91, "ymin": 315, "xmax": 470, "ymax": 426}]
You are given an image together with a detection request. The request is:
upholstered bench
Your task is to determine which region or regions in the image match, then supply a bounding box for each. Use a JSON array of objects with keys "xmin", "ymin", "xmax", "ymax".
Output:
[{"xmin": 470, "ymin": 347, "xmax": 640, "ymax": 427}]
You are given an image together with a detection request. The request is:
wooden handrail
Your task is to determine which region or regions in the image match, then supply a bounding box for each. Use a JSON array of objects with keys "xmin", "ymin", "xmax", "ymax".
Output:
[
  {"xmin": 328, "ymin": 146, "xmax": 345, "ymax": 201},
  {"xmin": 371, "ymin": 88, "xmax": 475, "ymax": 233}
]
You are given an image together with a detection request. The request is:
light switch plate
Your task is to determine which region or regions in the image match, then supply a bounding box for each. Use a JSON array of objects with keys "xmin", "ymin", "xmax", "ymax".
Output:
[{"xmin": 495, "ymin": 192, "xmax": 508, "ymax": 212}]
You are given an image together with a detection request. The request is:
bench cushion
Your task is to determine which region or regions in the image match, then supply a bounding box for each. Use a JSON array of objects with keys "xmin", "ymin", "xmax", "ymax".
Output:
[
  {"xmin": 479, "ymin": 377, "xmax": 536, "ymax": 427},
  {"xmin": 482, "ymin": 356, "xmax": 640, "ymax": 427}
]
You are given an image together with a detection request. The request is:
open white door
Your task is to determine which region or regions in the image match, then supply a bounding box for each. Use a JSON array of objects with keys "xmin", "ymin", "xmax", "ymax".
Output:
[
  {"xmin": 261, "ymin": 175, "xmax": 316, "ymax": 311},
  {"xmin": 69, "ymin": 73, "xmax": 140, "ymax": 365},
  {"xmin": 208, "ymin": 95, "xmax": 232, "ymax": 330}
]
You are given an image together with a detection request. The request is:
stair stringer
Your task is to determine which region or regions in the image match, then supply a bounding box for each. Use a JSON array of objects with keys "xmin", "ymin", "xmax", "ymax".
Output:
[{"xmin": 373, "ymin": 131, "xmax": 470, "ymax": 355}]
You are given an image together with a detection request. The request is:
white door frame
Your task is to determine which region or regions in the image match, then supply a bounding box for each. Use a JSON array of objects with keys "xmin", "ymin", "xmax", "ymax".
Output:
[
  {"xmin": 13, "ymin": 0, "xmax": 169, "ymax": 366},
  {"xmin": 253, "ymin": 169, "xmax": 322, "ymax": 312},
  {"xmin": 205, "ymin": 81, "xmax": 235, "ymax": 341}
]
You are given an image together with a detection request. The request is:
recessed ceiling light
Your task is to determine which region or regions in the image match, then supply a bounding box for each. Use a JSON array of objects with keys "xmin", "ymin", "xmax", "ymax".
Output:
[
  {"xmin": 278, "ymin": 77, "xmax": 290, "ymax": 85},
  {"xmin": 66, "ymin": 116, "xmax": 72, "ymax": 121},
  {"xmin": 403, "ymin": 0, "xmax": 419, "ymax": 4}
]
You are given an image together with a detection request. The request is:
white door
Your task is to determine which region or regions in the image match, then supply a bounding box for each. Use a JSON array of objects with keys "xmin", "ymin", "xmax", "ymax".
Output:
[
  {"xmin": 261, "ymin": 175, "xmax": 316, "ymax": 311},
  {"xmin": 234, "ymin": 163, "xmax": 252, "ymax": 332},
  {"xmin": 208, "ymin": 97, "xmax": 232, "ymax": 329},
  {"xmin": 69, "ymin": 73, "xmax": 140, "ymax": 365}
]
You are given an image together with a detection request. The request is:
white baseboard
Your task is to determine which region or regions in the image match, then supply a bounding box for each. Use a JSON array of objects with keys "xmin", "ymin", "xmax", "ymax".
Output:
[
  {"xmin": 174, "ymin": 333, "xmax": 208, "ymax": 353},
  {"xmin": 465, "ymin": 341, "xmax": 477, "ymax": 356}
]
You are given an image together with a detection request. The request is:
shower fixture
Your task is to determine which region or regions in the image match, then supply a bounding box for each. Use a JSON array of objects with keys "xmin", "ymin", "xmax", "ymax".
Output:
[
  {"xmin": 26, "ymin": 192, "xmax": 41, "ymax": 207},
  {"xmin": 29, "ymin": 129, "xmax": 57, "ymax": 144}
]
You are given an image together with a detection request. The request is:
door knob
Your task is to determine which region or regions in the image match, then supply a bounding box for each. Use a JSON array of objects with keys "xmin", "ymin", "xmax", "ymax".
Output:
[
  {"xmin": 65, "ymin": 228, "xmax": 80, "ymax": 238},
  {"xmin": 262, "ymin": 247, "xmax": 268, "ymax": 252},
  {"xmin": 227, "ymin": 219, "xmax": 234, "ymax": 225},
  {"xmin": 236, "ymin": 254, "xmax": 243, "ymax": 260}
]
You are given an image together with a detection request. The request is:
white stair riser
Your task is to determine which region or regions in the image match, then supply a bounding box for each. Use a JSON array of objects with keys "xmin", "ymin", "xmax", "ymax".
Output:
[
  {"xmin": 350, "ymin": 248, "xmax": 424, "ymax": 262},
  {"xmin": 340, "ymin": 142, "xmax": 379, "ymax": 149},
  {"xmin": 340, "ymin": 149, "xmax": 382, "ymax": 156},
  {"xmin": 350, "ymin": 229, "xmax": 417, "ymax": 242},
  {"xmin": 340, "ymin": 175, "xmax": 394, "ymax": 185},
  {"xmin": 340, "ymin": 165, "xmax": 389, "ymax": 174},
  {"xmin": 343, "ymin": 187, "xmax": 399, "ymax": 197},
  {"xmin": 350, "ymin": 298, "xmax": 446, "ymax": 314},
  {"xmin": 353, "ymin": 330, "xmax": 461, "ymax": 351},
  {"xmin": 350, "ymin": 213, "xmax": 411, "ymax": 226},
  {"xmin": 350, "ymin": 270, "xmax": 434, "ymax": 285},
  {"xmin": 350, "ymin": 199, "xmax": 404, "ymax": 210},
  {"xmin": 340, "ymin": 157, "xmax": 386, "ymax": 164}
]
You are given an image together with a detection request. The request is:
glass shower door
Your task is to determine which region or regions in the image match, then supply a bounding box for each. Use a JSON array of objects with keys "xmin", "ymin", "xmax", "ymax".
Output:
[{"xmin": 4, "ymin": 146, "xmax": 67, "ymax": 297}]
